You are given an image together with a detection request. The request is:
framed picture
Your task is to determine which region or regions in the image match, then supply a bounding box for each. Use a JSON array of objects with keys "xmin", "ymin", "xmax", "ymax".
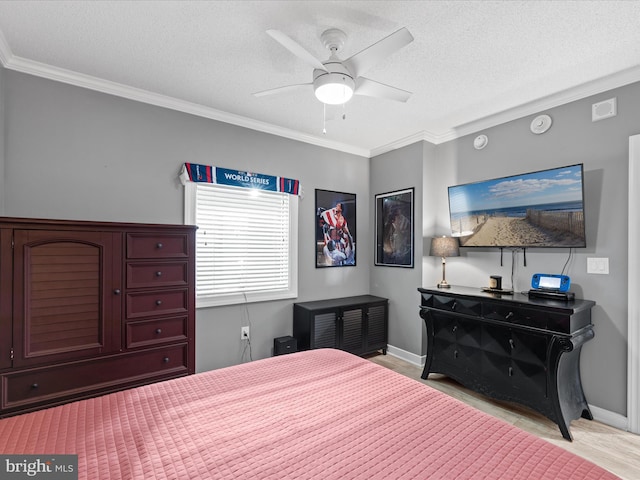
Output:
[
  {"xmin": 375, "ymin": 187, "xmax": 414, "ymax": 267},
  {"xmin": 315, "ymin": 189, "xmax": 356, "ymax": 268}
]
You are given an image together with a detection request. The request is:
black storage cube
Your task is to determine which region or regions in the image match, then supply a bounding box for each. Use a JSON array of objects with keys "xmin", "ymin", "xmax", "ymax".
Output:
[{"xmin": 274, "ymin": 336, "xmax": 297, "ymax": 356}]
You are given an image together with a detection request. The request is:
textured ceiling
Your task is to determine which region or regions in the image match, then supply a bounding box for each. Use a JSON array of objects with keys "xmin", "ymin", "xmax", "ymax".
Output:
[{"xmin": 1, "ymin": 1, "xmax": 640, "ymax": 156}]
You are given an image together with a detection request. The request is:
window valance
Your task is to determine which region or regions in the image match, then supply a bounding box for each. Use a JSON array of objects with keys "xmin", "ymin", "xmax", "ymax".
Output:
[{"xmin": 180, "ymin": 163, "xmax": 301, "ymax": 196}]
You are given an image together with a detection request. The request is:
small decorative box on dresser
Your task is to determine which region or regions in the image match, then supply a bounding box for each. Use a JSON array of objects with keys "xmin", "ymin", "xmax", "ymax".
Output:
[
  {"xmin": 0, "ymin": 217, "xmax": 196, "ymax": 417},
  {"xmin": 293, "ymin": 295, "xmax": 388, "ymax": 356},
  {"xmin": 418, "ymin": 286, "xmax": 595, "ymax": 441}
]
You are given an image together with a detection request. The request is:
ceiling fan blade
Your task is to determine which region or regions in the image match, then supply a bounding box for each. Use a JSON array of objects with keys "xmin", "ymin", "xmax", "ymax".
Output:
[
  {"xmin": 266, "ymin": 30, "xmax": 328, "ymax": 72},
  {"xmin": 354, "ymin": 77, "xmax": 412, "ymax": 103},
  {"xmin": 252, "ymin": 83, "xmax": 313, "ymax": 97},
  {"xmin": 343, "ymin": 27, "xmax": 413, "ymax": 77}
]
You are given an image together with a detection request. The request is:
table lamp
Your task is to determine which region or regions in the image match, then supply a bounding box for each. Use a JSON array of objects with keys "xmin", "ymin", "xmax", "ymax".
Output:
[{"xmin": 430, "ymin": 236, "xmax": 460, "ymax": 288}]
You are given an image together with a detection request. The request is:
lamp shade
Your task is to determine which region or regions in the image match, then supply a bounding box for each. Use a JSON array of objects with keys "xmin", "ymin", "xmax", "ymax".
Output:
[{"xmin": 429, "ymin": 236, "xmax": 460, "ymax": 258}]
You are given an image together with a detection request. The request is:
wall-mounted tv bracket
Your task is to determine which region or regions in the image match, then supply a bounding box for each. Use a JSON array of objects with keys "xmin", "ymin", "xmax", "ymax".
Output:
[{"xmin": 499, "ymin": 247, "xmax": 527, "ymax": 267}]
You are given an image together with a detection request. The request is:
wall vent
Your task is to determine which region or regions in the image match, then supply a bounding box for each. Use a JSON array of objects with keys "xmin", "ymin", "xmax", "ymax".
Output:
[{"xmin": 592, "ymin": 97, "xmax": 617, "ymax": 122}]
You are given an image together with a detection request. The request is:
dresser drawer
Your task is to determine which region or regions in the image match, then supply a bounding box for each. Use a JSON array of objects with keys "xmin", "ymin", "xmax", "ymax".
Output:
[
  {"xmin": 2, "ymin": 344, "xmax": 189, "ymax": 410},
  {"xmin": 482, "ymin": 302, "xmax": 578, "ymax": 333},
  {"xmin": 126, "ymin": 316, "xmax": 188, "ymax": 348},
  {"xmin": 126, "ymin": 289, "xmax": 188, "ymax": 319},
  {"xmin": 127, "ymin": 233, "xmax": 190, "ymax": 259},
  {"xmin": 483, "ymin": 302, "xmax": 549, "ymax": 330},
  {"xmin": 432, "ymin": 295, "xmax": 482, "ymax": 317},
  {"xmin": 126, "ymin": 261, "xmax": 188, "ymax": 289}
]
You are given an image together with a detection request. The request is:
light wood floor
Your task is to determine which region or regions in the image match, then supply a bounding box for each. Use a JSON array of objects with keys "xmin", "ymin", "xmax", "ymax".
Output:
[{"xmin": 368, "ymin": 353, "xmax": 640, "ymax": 480}]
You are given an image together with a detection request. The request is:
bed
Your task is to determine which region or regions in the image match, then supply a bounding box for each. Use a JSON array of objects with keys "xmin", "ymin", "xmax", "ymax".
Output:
[{"xmin": 0, "ymin": 348, "xmax": 619, "ymax": 479}]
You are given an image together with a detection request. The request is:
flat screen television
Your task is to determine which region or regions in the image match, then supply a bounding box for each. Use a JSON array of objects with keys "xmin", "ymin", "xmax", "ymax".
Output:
[{"xmin": 448, "ymin": 164, "xmax": 586, "ymax": 248}]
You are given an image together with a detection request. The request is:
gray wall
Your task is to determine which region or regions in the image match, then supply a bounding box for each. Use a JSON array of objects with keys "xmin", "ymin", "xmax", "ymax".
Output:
[
  {"xmin": 370, "ymin": 141, "xmax": 424, "ymax": 357},
  {"xmin": 1, "ymin": 69, "xmax": 371, "ymax": 372},
  {"xmin": 371, "ymin": 81, "xmax": 639, "ymax": 417},
  {"xmin": 2, "ymin": 65, "xmax": 636, "ymax": 418}
]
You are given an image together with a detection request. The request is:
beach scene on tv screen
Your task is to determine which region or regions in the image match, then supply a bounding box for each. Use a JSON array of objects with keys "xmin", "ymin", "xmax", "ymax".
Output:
[{"xmin": 449, "ymin": 164, "xmax": 586, "ymax": 247}]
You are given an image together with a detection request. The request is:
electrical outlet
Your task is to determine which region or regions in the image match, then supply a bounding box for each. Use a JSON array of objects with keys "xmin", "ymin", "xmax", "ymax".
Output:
[{"xmin": 241, "ymin": 326, "xmax": 250, "ymax": 340}]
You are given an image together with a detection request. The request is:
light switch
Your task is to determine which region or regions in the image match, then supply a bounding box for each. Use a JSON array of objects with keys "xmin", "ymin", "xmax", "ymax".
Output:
[{"xmin": 587, "ymin": 257, "xmax": 609, "ymax": 275}]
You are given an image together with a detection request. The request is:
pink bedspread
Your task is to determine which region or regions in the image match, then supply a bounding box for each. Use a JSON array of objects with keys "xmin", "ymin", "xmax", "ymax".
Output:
[{"xmin": 0, "ymin": 349, "xmax": 618, "ymax": 479}]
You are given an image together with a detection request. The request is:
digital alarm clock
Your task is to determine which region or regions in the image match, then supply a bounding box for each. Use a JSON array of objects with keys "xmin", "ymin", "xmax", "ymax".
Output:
[{"xmin": 531, "ymin": 273, "xmax": 571, "ymax": 292}]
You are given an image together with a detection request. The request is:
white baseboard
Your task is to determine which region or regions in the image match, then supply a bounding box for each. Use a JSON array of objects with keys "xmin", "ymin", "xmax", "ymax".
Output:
[
  {"xmin": 385, "ymin": 344, "xmax": 425, "ymax": 367},
  {"xmin": 589, "ymin": 404, "xmax": 629, "ymax": 431},
  {"xmin": 385, "ymin": 344, "xmax": 630, "ymax": 432}
]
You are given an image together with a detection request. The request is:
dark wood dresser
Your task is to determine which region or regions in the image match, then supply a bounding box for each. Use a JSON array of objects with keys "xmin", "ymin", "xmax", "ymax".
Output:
[
  {"xmin": 418, "ymin": 286, "xmax": 595, "ymax": 440},
  {"xmin": 0, "ymin": 217, "xmax": 196, "ymax": 417}
]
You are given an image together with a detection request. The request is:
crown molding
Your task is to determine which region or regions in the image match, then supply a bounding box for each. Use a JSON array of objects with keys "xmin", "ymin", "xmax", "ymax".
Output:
[
  {"xmin": 0, "ymin": 52, "xmax": 369, "ymax": 158},
  {"xmin": 0, "ymin": 28, "xmax": 10, "ymax": 66},
  {"xmin": 2, "ymin": 39, "xmax": 639, "ymax": 160},
  {"xmin": 449, "ymin": 65, "xmax": 640, "ymax": 141},
  {"xmin": 369, "ymin": 131, "xmax": 432, "ymax": 157},
  {"xmin": 370, "ymin": 66, "xmax": 640, "ymax": 157}
]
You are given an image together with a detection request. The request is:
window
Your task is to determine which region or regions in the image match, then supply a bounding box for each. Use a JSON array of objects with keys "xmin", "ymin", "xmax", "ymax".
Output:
[{"xmin": 185, "ymin": 182, "xmax": 298, "ymax": 307}]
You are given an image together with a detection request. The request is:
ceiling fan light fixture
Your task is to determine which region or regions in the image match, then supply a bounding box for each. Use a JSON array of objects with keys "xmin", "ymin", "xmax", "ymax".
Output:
[
  {"xmin": 314, "ymin": 72, "xmax": 355, "ymax": 105},
  {"xmin": 258, "ymin": 27, "xmax": 413, "ymax": 105}
]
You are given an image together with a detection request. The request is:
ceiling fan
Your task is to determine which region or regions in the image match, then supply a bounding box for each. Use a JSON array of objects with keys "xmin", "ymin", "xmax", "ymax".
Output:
[{"xmin": 254, "ymin": 27, "xmax": 414, "ymax": 105}]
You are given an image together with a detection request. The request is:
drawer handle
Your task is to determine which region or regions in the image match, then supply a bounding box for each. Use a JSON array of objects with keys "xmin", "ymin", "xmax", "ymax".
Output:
[
  {"xmin": 114, "ymin": 289, "xmax": 121, "ymax": 295},
  {"xmin": 508, "ymin": 367, "xmax": 514, "ymax": 377},
  {"xmin": 31, "ymin": 383, "xmax": 39, "ymax": 389},
  {"xmin": 505, "ymin": 311, "xmax": 514, "ymax": 320},
  {"xmin": 155, "ymin": 300, "xmax": 162, "ymax": 306},
  {"xmin": 155, "ymin": 271, "xmax": 163, "ymax": 277},
  {"xmin": 156, "ymin": 243, "xmax": 163, "ymax": 249},
  {"xmin": 509, "ymin": 338, "xmax": 515, "ymax": 349},
  {"xmin": 163, "ymin": 357, "xmax": 170, "ymax": 363},
  {"xmin": 452, "ymin": 325, "xmax": 457, "ymax": 333},
  {"xmin": 451, "ymin": 301, "xmax": 457, "ymax": 311},
  {"xmin": 454, "ymin": 350, "xmax": 459, "ymax": 359},
  {"xmin": 155, "ymin": 328, "xmax": 162, "ymax": 335}
]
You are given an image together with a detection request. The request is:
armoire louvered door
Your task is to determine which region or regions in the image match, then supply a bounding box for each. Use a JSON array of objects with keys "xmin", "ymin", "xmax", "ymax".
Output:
[{"xmin": 11, "ymin": 229, "xmax": 121, "ymax": 367}]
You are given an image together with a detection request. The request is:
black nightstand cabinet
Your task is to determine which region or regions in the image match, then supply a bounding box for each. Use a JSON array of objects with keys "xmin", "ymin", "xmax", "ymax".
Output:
[
  {"xmin": 293, "ymin": 295, "xmax": 388, "ymax": 356},
  {"xmin": 418, "ymin": 286, "xmax": 595, "ymax": 441}
]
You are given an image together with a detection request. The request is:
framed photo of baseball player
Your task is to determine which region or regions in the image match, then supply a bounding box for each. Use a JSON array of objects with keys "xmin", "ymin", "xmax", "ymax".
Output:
[
  {"xmin": 375, "ymin": 188, "xmax": 414, "ymax": 267},
  {"xmin": 315, "ymin": 189, "xmax": 356, "ymax": 268}
]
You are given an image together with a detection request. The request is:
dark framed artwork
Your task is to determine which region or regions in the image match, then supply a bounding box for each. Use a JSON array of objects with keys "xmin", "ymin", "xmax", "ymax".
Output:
[
  {"xmin": 315, "ymin": 189, "xmax": 356, "ymax": 268},
  {"xmin": 375, "ymin": 187, "xmax": 414, "ymax": 267}
]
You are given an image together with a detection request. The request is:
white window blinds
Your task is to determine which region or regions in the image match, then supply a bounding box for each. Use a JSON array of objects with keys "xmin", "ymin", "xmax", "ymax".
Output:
[{"xmin": 186, "ymin": 182, "xmax": 298, "ymax": 307}]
